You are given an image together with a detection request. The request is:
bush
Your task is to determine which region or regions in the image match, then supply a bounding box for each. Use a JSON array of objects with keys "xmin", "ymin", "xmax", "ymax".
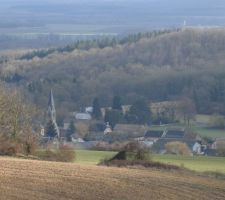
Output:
[
  {"xmin": 0, "ymin": 140, "xmax": 20, "ymax": 156},
  {"xmin": 217, "ymin": 147, "xmax": 225, "ymax": 157},
  {"xmin": 36, "ymin": 145, "xmax": 76, "ymax": 162},
  {"xmin": 100, "ymin": 160, "xmax": 181, "ymax": 170},
  {"xmin": 125, "ymin": 141, "xmax": 152, "ymax": 161},
  {"xmin": 104, "ymin": 141, "xmax": 152, "ymax": 163},
  {"xmin": 165, "ymin": 141, "xmax": 191, "ymax": 155}
]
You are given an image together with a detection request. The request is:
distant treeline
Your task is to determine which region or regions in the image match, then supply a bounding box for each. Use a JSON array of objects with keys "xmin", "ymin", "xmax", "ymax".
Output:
[
  {"xmin": 1, "ymin": 28, "xmax": 225, "ymax": 117},
  {"xmin": 18, "ymin": 29, "xmax": 176, "ymax": 60}
]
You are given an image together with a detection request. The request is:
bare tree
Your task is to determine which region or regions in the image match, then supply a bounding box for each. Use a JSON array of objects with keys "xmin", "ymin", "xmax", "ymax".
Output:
[
  {"xmin": 0, "ymin": 85, "xmax": 39, "ymax": 155},
  {"xmin": 178, "ymin": 97, "xmax": 196, "ymax": 126}
]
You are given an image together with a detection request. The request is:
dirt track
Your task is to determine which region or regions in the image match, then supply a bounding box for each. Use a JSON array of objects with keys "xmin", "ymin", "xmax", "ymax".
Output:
[{"xmin": 0, "ymin": 157, "xmax": 224, "ymax": 200}]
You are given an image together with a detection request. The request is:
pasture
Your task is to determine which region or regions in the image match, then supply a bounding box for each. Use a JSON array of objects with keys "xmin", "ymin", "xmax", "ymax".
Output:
[
  {"xmin": 75, "ymin": 150, "xmax": 225, "ymax": 173},
  {"xmin": 76, "ymin": 150, "xmax": 116, "ymax": 165},
  {"xmin": 0, "ymin": 157, "xmax": 225, "ymax": 200},
  {"xmin": 193, "ymin": 127, "xmax": 225, "ymax": 138},
  {"xmin": 154, "ymin": 154, "xmax": 225, "ymax": 173}
]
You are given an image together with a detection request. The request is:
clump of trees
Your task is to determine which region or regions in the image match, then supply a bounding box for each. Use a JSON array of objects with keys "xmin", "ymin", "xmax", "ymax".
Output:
[
  {"xmin": 0, "ymin": 85, "xmax": 38, "ymax": 156},
  {"xmin": 66, "ymin": 120, "xmax": 76, "ymax": 142},
  {"xmin": 92, "ymin": 97, "xmax": 102, "ymax": 120},
  {"xmin": 125, "ymin": 99, "xmax": 151, "ymax": 125},
  {"xmin": 105, "ymin": 141, "xmax": 152, "ymax": 162},
  {"xmin": 103, "ymin": 97, "xmax": 152, "ymax": 128}
]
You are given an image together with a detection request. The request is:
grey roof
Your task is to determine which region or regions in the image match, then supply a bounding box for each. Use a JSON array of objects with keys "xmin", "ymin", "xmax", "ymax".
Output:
[
  {"xmin": 145, "ymin": 130, "xmax": 164, "ymax": 138},
  {"xmin": 163, "ymin": 130, "xmax": 185, "ymax": 139}
]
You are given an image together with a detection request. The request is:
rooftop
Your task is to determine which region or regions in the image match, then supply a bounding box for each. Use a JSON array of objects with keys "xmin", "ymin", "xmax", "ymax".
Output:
[{"xmin": 145, "ymin": 130, "xmax": 164, "ymax": 138}]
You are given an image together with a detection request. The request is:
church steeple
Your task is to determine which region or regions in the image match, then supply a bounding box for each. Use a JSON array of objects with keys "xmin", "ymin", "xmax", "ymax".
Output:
[
  {"xmin": 46, "ymin": 89, "xmax": 60, "ymax": 138},
  {"xmin": 48, "ymin": 89, "xmax": 56, "ymax": 122}
]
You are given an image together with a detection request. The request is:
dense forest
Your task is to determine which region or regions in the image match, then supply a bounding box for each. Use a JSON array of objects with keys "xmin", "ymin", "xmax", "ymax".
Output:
[{"xmin": 1, "ymin": 28, "xmax": 225, "ymax": 117}]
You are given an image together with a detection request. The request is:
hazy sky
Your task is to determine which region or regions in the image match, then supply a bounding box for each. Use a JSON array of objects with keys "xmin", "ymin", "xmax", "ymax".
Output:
[{"xmin": 1, "ymin": 0, "xmax": 225, "ymax": 34}]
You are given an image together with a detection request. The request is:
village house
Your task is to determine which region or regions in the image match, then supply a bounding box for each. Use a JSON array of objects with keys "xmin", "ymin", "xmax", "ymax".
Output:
[
  {"xmin": 192, "ymin": 141, "xmax": 205, "ymax": 155},
  {"xmin": 145, "ymin": 130, "xmax": 164, "ymax": 140},
  {"xmin": 113, "ymin": 124, "xmax": 148, "ymax": 138},
  {"xmin": 75, "ymin": 112, "xmax": 92, "ymax": 121},
  {"xmin": 212, "ymin": 138, "xmax": 225, "ymax": 150},
  {"xmin": 104, "ymin": 122, "xmax": 112, "ymax": 135}
]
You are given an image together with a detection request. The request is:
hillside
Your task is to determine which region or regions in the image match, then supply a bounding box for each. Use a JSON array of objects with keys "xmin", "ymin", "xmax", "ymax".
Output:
[
  {"xmin": 1, "ymin": 28, "xmax": 225, "ymax": 115},
  {"xmin": 0, "ymin": 157, "xmax": 225, "ymax": 200}
]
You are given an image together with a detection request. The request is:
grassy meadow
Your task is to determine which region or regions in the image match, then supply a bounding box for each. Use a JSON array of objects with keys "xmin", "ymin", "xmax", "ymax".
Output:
[
  {"xmin": 193, "ymin": 127, "xmax": 225, "ymax": 138},
  {"xmin": 149, "ymin": 114, "xmax": 225, "ymax": 138},
  {"xmin": 75, "ymin": 150, "xmax": 225, "ymax": 173},
  {"xmin": 76, "ymin": 150, "xmax": 117, "ymax": 165},
  {"xmin": 154, "ymin": 154, "xmax": 225, "ymax": 173}
]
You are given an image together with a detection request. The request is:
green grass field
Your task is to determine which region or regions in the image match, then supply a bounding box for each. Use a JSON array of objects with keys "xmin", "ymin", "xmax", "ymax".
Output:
[
  {"xmin": 193, "ymin": 127, "xmax": 225, "ymax": 138},
  {"xmin": 150, "ymin": 114, "xmax": 225, "ymax": 138},
  {"xmin": 153, "ymin": 154, "xmax": 225, "ymax": 173},
  {"xmin": 76, "ymin": 150, "xmax": 117, "ymax": 165},
  {"xmin": 75, "ymin": 150, "xmax": 225, "ymax": 173}
]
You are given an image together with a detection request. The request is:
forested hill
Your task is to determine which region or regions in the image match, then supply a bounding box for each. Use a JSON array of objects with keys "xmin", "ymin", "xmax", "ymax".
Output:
[{"xmin": 1, "ymin": 28, "xmax": 225, "ymax": 116}]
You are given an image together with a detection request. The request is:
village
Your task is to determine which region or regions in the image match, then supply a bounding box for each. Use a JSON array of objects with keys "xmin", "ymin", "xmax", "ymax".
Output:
[{"xmin": 42, "ymin": 90, "xmax": 225, "ymax": 157}]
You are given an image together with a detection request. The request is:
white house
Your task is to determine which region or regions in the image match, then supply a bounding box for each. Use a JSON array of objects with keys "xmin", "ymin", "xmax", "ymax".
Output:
[
  {"xmin": 192, "ymin": 142, "xmax": 203, "ymax": 155},
  {"xmin": 104, "ymin": 122, "xmax": 112, "ymax": 135},
  {"xmin": 75, "ymin": 112, "xmax": 92, "ymax": 120},
  {"xmin": 85, "ymin": 107, "xmax": 93, "ymax": 113}
]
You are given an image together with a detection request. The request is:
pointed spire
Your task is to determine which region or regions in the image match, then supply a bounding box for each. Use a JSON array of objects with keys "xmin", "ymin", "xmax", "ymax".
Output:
[
  {"xmin": 48, "ymin": 89, "xmax": 56, "ymax": 121},
  {"xmin": 46, "ymin": 89, "xmax": 60, "ymax": 138}
]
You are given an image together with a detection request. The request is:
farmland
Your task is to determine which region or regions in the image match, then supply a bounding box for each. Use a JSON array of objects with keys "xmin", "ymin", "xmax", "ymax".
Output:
[
  {"xmin": 76, "ymin": 150, "xmax": 116, "ymax": 165},
  {"xmin": 0, "ymin": 157, "xmax": 225, "ymax": 200},
  {"xmin": 75, "ymin": 150, "xmax": 225, "ymax": 173},
  {"xmin": 154, "ymin": 154, "xmax": 225, "ymax": 173}
]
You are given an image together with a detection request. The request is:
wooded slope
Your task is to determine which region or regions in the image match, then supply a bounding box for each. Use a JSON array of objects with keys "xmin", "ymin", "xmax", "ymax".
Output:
[{"xmin": 1, "ymin": 28, "xmax": 225, "ymax": 114}]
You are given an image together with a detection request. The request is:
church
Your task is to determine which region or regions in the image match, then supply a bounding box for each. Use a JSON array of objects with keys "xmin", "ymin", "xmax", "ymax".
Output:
[{"xmin": 44, "ymin": 90, "xmax": 60, "ymax": 139}]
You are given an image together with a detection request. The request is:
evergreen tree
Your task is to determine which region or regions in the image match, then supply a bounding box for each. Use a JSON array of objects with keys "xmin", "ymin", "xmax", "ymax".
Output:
[
  {"xmin": 45, "ymin": 120, "xmax": 59, "ymax": 138},
  {"xmin": 125, "ymin": 99, "xmax": 151, "ymax": 125},
  {"xmin": 112, "ymin": 95, "xmax": 122, "ymax": 110},
  {"xmin": 104, "ymin": 109, "xmax": 124, "ymax": 129},
  {"xmin": 66, "ymin": 120, "xmax": 76, "ymax": 142},
  {"xmin": 92, "ymin": 97, "xmax": 102, "ymax": 120}
]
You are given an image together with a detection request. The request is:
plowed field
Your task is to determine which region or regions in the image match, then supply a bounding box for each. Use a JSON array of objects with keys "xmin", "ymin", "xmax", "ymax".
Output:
[{"xmin": 0, "ymin": 157, "xmax": 225, "ymax": 200}]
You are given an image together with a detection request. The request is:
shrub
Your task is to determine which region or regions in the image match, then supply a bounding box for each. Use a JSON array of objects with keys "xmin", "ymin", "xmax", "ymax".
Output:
[
  {"xmin": 36, "ymin": 145, "xmax": 76, "ymax": 162},
  {"xmin": 100, "ymin": 160, "xmax": 181, "ymax": 170},
  {"xmin": 165, "ymin": 141, "xmax": 191, "ymax": 155},
  {"xmin": 104, "ymin": 141, "xmax": 152, "ymax": 163},
  {"xmin": 0, "ymin": 134, "xmax": 30, "ymax": 156},
  {"xmin": 125, "ymin": 141, "xmax": 152, "ymax": 161},
  {"xmin": 217, "ymin": 147, "xmax": 225, "ymax": 157},
  {"xmin": 56, "ymin": 145, "xmax": 76, "ymax": 162}
]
